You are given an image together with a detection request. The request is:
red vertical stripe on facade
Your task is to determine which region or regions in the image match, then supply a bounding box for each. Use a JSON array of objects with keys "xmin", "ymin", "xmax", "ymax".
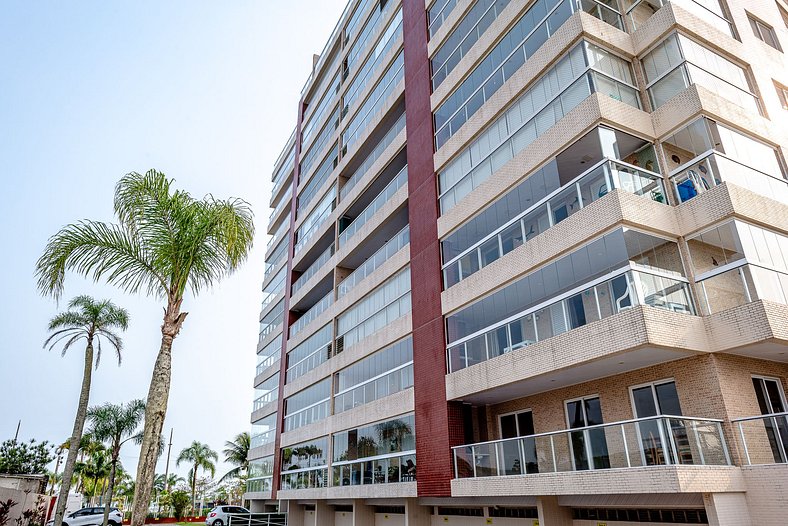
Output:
[
  {"xmin": 270, "ymin": 100, "xmax": 306, "ymax": 499},
  {"xmin": 402, "ymin": 0, "xmax": 458, "ymax": 497}
]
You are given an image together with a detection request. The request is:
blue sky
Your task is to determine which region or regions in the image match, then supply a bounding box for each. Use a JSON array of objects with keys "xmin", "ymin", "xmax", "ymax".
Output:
[{"xmin": 0, "ymin": 0, "xmax": 345, "ymax": 480}]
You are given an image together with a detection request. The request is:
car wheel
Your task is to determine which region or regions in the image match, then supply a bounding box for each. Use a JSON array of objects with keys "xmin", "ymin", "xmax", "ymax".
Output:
[
  {"xmin": 212, "ymin": 520, "xmax": 224, "ymax": 526},
  {"xmin": 108, "ymin": 521, "xmax": 119, "ymax": 526}
]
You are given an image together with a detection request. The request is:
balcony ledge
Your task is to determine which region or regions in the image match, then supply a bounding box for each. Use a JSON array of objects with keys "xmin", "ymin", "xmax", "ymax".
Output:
[{"xmin": 451, "ymin": 465, "xmax": 744, "ymax": 496}]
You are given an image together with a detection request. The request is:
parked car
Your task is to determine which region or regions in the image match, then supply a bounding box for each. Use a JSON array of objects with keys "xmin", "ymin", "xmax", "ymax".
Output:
[
  {"xmin": 205, "ymin": 505, "xmax": 249, "ymax": 526},
  {"xmin": 47, "ymin": 507, "xmax": 123, "ymax": 526}
]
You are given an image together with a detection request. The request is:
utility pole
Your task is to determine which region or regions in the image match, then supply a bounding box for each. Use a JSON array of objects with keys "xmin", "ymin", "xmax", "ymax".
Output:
[
  {"xmin": 163, "ymin": 429, "xmax": 174, "ymax": 491},
  {"xmin": 14, "ymin": 420, "xmax": 21, "ymax": 441}
]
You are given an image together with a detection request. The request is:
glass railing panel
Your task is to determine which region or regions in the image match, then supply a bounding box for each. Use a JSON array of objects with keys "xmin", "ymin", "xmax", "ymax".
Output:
[
  {"xmin": 290, "ymin": 291, "xmax": 334, "ymax": 337},
  {"xmin": 294, "ymin": 187, "xmax": 336, "ymax": 255},
  {"xmin": 453, "ymin": 416, "xmax": 729, "ymax": 478},
  {"xmin": 698, "ymin": 264, "xmax": 788, "ymax": 315},
  {"xmin": 439, "ymin": 42, "xmax": 639, "ymax": 211},
  {"xmin": 340, "ymin": 112, "xmax": 406, "ymax": 202},
  {"xmin": 283, "ymin": 399, "xmax": 331, "ymax": 432},
  {"xmin": 443, "ymin": 160, "xmax": 664, "ymax": 287},
  {"xmin": 253, "ymin": 388, "xmax": 279, "ymax": 411},
  {"xmin": 447, "ymin": 269, "xmax": 692, "ymax": 372},
  {"xmin": 292, "ymin": 243, "xmax": 335, "ymax": 295},
  {"xmin": 734, "ymin": 412, "xmax": 788, "ymax": 465},
  {"xmin": 342, "ymin": 51, "xmax": 405, "ymax": 155},
  {"xmin": 334, "ymin": 363, "xmax": 414, "ymax": 413},
  {"xmin": 339, "ymin": 166, "xmax": 408, "ymax": 247},
  {"xmin": 625, "ymin": 0, "xmax": 733, "ymax": 36},
  {"xmin": 339, "ymin": 226, "xmax": 410, "ymax": 297},
  {"xmin": 432, "ymin": 0, "xmax": 514, "ymax": 89},
  {"xmin": 286, "ymin": 342, "xmax": 332, "ymax": 383},
  {"xmin": 246, "ymin": 477, "xmax": 274, "ymax": 493},
  {"xmin": 332, "ymin": 451, "xmax": 416, "ymax": 485},
  {"xmin": 433, "ymin": 0, "xmax": 624, "ymax": 149},
  {"xmin": 671, "ymin": 152, "xmax": 788, "ymax": 204},
  {"xmin": 429, "ymin": 0, "xmax": 459, "ymax": 36},
  {"xmin": 280, "ymin": 467, "xmax": 329, "ymax": 490}
]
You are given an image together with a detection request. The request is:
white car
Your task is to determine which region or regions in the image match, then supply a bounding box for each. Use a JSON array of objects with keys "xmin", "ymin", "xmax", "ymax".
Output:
[
  {"xmin": 48, "ymin": 507, "xmax": 123, "ymax": 526},
  {"xmin": 205, "ymin": 505, "xmax": 249, "ymax": 526}
]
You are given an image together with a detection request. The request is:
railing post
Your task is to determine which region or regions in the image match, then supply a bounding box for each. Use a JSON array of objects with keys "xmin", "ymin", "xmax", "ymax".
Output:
[
  {"xmin": 550, "ymin": 435, "xmax": 557, "ymax": 472},
  {"xmin": 691, "ymin": 420, "xmax": 706, "ymax": 465},
  {"xmin": 453, "ymin": 448, "xmax": 459, "ymax": 479},
  {"xmin": 717, "ymin": 421, "xmax": 731, "ymax": 466},
  {"xmin": 656, "ymin": 418, "xmax": 671, "ymax": 465},
  {"xmin": 471, "ymin": 446, "xmax": 477, "ymax": 478},
  {"xmin": 621, "ymin": 424, "xmax": 631, "ymax": 468},
  {"xmin": 772, "ymin": 416, "xmax": 788, "ymax": 463}
]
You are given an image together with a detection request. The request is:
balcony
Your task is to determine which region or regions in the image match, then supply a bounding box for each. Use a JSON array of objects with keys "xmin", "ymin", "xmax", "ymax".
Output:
[
  {"xmin": 443, "ymin": 159, "xmax": 665, "ymax": 288},
  {"xmin": 671, "ymin": 152, "xmax": 788, "ymax": 205},
  {"xmin": 733, "ymin": 412, "xmax": 788, "ymax": 465},
  {"xmin": 292, "ymin": 243, "xmax": 334, "ymax": 296},
  {"xmin": 338, "ymin": 165, "xmax": 408, "ymax": 248},
  {"xmin": 338, "ymin": 225, "xmax": 409, "ymax": 298},
  {"xmin": 290, "ymin": 290, "xmax": 334, "ymax": 338},
  {"xmin": 624, "ymin": 0, "xmax": 733, "ymax": 35},
  {"xmin": 447, "ymin": 268, "xmax": 693, "ymax": 373},
  {"xmin": 451, "ymin": 415, "xmax": 741, "ymax": 496}
]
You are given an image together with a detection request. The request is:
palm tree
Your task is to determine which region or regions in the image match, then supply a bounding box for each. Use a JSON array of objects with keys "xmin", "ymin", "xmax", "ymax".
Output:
[
  {"xmin": 88, "ymin": 399, "xmax": 145, "ymax": 526},
  {"xmin": 43, "ymin": 296, "xmax": 129, "ymax": 526},
  {"xmin": 219, "ymin": 432, "xmax": 250, "ymax": 482},
  {"xmin": 176, "ymin": 442, "xmax": 217, "ymax": 517},
  {"xmin": 35, "ymin": 170, "xmax": 254, "ymax": 526}
]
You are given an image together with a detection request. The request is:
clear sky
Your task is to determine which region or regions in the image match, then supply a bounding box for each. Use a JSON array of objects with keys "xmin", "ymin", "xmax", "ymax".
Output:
[{"xmin": 0, "ymin": 0, "xmax": 346, "ymax": 482}]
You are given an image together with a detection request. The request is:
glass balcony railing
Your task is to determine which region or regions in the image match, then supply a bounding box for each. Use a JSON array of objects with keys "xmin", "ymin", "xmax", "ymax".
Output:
[
  {"xmin": 269, "ymin": 186, "xmax": 292, "ymax": 225},
  {"xmin": 624, "ymin": 0, "xmax": 733, "ymax": 36},
  {"xmin": 292, "ymin": 243, "xmax": 335, "ymax": 296},
  {"xmin": 447, "ymin": 268, "xmax": 693, "ymax": 372},
  {"xmin": 671, "ymin": 152, "xmax": 788, "ymax": 204},
  {"xmin": 338, "ymin": 226, "xmax": 409, "ymax": 298},
  {"xmin": 283, "ymin": 398, "xmax": 330, "ymax": 432},
  {"xmin": 733, "ymin": 412, "xmax": 788, "ymax": 465},
  {"xmin": 294, "ymin": 195, "xmax": 335, "ymax": 256},
  {"xmin": 290, "ymin": 291, "xmax": 334, "ymax": 337},
  {"xmin": 251, "ymin": 429, "xmax": 276, "ymax": 449},
  {"xmin": 253, "ymin": 388, "xmax": 279, "ymax": 411},
  {"xmin": 339, "ymin": 166, "xmax": 408, "ymax": 248},
  {"xmin": 340, "ymin": 112, "xmax": 406, "ymax": 202},
  {"xmin": 255, "ymin": 355, "xmax": 278, "ymax": 377},
  {"xmin": 332, "ymin": 451, "xmax": 417, "ymax": 486},
  {"xmin": 286, "ymin": 341, "xmax": 332, "ymax": 383},
  {"xmin": 453, "ymin": 415, "xmax": 730, "ymax": 479},
  {"xmin": 280, "ymin": 466, "xmax": 329, "ymax": 490},
  {"xmin": 429, "ymin": 0, "xmax": 458, "ymax": 36},
  {"xmin": 443, "ymin": 159, "xmax": 665, "ymax": 287},
  {"xmin": 697, "ymin": 263, "xmax": 788, "ymax": 315}
]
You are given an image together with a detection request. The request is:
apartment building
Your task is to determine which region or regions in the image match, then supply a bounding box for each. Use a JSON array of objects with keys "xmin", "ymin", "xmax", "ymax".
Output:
[{"xmin": 247, "ymin": 0, "xmax": 788, "ymax": 523}]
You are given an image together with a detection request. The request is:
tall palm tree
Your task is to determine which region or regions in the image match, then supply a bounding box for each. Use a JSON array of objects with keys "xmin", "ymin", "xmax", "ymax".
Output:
[
  {"xmin": 219, "ymin": 432, "xmax": 250, "ymax": 482},
  {"xmin": 43, "ymin": 296, "xmax": 129, "ymax": 526},
  {"xmin": 35, "ymin": 170, "xmax": 254, "ymax": 526},
  {"xmin": 88, "ymin": 399, "xmax": 145, "ymax": 526},
  {"xmin": 176, "ymin": 442, "xmax": 217, "ymax": 517}
]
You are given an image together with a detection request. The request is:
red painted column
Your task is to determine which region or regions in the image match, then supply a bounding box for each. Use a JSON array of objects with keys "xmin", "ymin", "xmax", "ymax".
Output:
[
  {"xmin": 270, "ymin": 99, "xmax": 306, "ymax": 499},
  {"xmin": 402, "ymin": 0, "xmax": 461, "ymax": 497}
]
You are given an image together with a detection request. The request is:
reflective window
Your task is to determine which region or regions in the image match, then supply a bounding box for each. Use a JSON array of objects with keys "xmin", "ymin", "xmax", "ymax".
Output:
[
  {"xmin": 433, "ymin": 0, "xmax": 623, "ymax": 148},
  {"xmin": 283, "ymin": 378, "xmax": 331, "ymax": 431},
  {"xmin": 749, "ymin": 14, "xmax": 781, "ymax": 50},
  {"xmin": 336, "ymin": 267, "xmax": 411, "ymax": 351},
  {"xmin": 432, "ymin": 0, "xmax": 513, "ymax": 89},
  {"xmin": 259, "ymin": 299, "xmax": 284, "ymax": 340},
  {"xmin": 280, "ymin": 437, "xmax": 329, "ymax": 489},
  {"xmin": 335, "ymin": 337, "xmax": 414, "ymax": 413},
  {"xmin": 247, "ymin": 455, "xmax": 274, "ymax": 492},
  {"xmin": 256, "ymin": 335, "xmax": 282, "ymax": 375},
  {"xmin": 641, "ymin": 33, "xmax": 759, "ymax": 113},
  {"xmin": 446, "ymin": 228, "xmax": 685, "ymax": 343},
  {"xmin": 253, "ymin": 372, "xmax": 280, "ymax": 410},
  {"xmin": 286, "ymin": 324, "xmax": 332, "ymax": 382},
  {"xmin": 251, "ymin": 414, "xmax": 277, "ymax": 448},
  {"xmin": 429, "ymin": 0, "xmax": 458, "ymax": 35},
  {"xmin": 332, "ymin": 414, "xmax": 416, "ymax": 485},
  {"xmin": 294, "ymin": 186, "xmax": 336, "ymax": 255},
  {"xmin": 438, "ymin": 42, "xmax": 639, "ymax": 211}
]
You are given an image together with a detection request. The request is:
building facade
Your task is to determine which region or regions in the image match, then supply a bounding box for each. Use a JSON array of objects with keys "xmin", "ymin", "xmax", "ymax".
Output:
[{"xmin": 248, "ymin": 0, "xmax": 788, "ymax": 523}]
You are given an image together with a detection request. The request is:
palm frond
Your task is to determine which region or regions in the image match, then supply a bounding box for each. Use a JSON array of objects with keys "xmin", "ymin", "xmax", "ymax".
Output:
[
  {"xmin": 43, "ymin": 327, "xmax": 84, "ymax": 350},
  {"xmin": 35, "ymin": 219, "xmax": 167, "ymax": 299}
]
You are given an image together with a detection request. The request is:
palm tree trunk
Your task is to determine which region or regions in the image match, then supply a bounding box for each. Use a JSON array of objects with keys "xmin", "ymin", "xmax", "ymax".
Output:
[
  {"xmin": 191, "ymin": 466, "xmax": 197, "ymax": 517},
  {"xmin": 54, "ymin": 341, "xmax": 94, "ymax": 526},
  {"xmin": 102, "ymin": 452, "xmax": 118, "ymax": 526},
  {"xmin": 130, "ymin": 300, "xmax": 186, "ymax": 526}
]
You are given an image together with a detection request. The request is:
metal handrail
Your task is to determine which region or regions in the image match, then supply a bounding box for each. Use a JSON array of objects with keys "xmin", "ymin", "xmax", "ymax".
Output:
[
  {"xmin": 451, "ymin": 414, "xmax": 723, "ymax": 450},
  {"xmin": 732, "ymin": 411, "xmax": 788, "ymax": 423}
]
